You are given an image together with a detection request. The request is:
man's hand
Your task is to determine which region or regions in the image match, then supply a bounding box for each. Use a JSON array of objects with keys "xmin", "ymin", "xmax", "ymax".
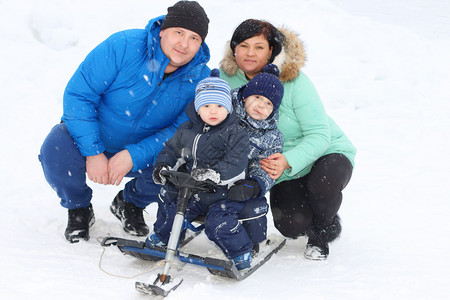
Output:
[
  {"xmin": 86, "ymin": 153, "xmax": 109, "ymax": 185},
  {"xmin": 108, "ymin": 150, "xmax": 133, "ymax": 185}
]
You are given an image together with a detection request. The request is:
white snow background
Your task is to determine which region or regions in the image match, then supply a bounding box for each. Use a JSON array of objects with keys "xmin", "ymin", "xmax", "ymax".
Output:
[{"xmin": 1, "ymin": 0, "xmax": 450, "ymax": 299}]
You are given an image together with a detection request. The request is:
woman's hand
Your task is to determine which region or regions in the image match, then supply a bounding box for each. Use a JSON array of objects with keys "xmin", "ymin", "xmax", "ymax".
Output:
[{"xmin": 260, "ymin": 153, "xmax": 290, "ymax": 180}]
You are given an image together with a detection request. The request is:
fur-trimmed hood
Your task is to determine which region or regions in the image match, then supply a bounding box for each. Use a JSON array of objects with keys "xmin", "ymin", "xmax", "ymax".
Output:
[{"xmin": 219, "ymin": 27, "xmax": 306, "ymax": 83}]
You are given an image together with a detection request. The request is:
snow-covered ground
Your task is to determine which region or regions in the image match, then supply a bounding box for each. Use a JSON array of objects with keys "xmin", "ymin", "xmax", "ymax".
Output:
[{"xmin": 2, "ymin": 0, "xmax": 450, "ymax": 299}]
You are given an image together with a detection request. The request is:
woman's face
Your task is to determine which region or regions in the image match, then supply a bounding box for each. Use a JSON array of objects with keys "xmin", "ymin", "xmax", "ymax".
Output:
[{"xmin": 234, "ymin": 34, "xmax": 273, "ymax": 79}]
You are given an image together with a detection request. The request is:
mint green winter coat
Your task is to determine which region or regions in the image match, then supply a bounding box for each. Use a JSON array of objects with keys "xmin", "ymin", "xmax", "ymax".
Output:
[{"xmin": 220, "ymin": 27, "xmax": 356, "ymax": 184}]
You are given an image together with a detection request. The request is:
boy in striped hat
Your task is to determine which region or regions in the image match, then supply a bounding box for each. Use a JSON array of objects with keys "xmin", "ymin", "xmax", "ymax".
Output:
[
  {"xmin": 194, "ymin": 69, "xmax": 233, "ymax": 127},
  {"xmin": 148, "ymin": 69, "xmax": 254, "ymax": 271}
]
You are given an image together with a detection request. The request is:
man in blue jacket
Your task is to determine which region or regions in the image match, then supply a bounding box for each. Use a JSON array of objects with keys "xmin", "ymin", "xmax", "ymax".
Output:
[{"xmin": 39, "ymin": 1, "xmax": 211, "ymax": 243}]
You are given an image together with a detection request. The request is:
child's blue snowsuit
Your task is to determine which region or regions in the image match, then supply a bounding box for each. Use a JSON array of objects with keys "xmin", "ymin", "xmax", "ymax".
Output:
[
  {"xmin": 232, "ymin": 87, "xmax": 284, "ymax": 245},
  {"xmin": 152, "ymin": 101, "xmax": 252, "ymax": 259}
]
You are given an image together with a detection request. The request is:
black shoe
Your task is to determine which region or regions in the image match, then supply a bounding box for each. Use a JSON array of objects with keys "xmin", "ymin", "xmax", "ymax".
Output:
[
  {"xmin": 110, "ymin": 191, "xmax": 149, "ymax": 236},
  {"xmin": 251, "ymin": 243, "xmax": 260, "ymax": 257},
  {"xmin": 65, "ymin": 204, "xmax": 95, "ymax": 243},
  {"xmin": 251, "ymin": 239, "xmax": 272, "ymax": 258},
  {"xmin": 304, "ymin": 215, "xmax": 341, "ymax": 261},
  {"xmin": 304, "ymin": 239, "xmax": 329, "ymax": 260}
]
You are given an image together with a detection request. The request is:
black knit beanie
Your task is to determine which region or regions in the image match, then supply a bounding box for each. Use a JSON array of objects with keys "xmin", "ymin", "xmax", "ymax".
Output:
[
  {"xmin": 242, "ymin": 64, "xmax": 284, "ymax": 112},
  {"xmin": 161, "ymin": 1, "xmax": 209, "ymax": 42}
]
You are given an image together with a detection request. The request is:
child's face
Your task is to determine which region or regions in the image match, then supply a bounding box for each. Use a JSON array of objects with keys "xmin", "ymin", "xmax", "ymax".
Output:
[
  {"xmin": 198, "ymin": 104, "xmax": 229, "ymax": 126},
  {"xmin": 243, "ymin": 95, "xmax": 274, "ymax": 120}
]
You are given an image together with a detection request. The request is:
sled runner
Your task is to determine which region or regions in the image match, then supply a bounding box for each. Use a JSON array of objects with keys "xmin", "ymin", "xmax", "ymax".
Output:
[
  {"xmin": 101, "ymin": 234, "xmax": 286, "ymax": 278},
  {"xmin": 101, "ymin": 170, "xmax": 286, "ymax": 297}
]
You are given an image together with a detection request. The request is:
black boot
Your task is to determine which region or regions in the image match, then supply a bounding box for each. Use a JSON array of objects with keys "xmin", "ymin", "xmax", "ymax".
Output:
[
  {"xmin": 304, "ymin": 215, "xmax": 341, "ymax": 260},
  {"xmin": 110, "ymin": 191, "xmax": 149, "ymax": 236},
  {"xmin": 65, "ymin": 204, "xmax": 95, "ymax": 243}
]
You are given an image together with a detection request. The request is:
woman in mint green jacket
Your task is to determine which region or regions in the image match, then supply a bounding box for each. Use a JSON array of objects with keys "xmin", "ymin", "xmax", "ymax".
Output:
[{"xmin": 220, "ymin": 19, "xmax": 356, "ymax": 260}]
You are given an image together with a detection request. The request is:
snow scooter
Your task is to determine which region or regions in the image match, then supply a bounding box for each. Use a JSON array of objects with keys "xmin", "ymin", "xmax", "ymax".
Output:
[{"xmin": 101, "ymin": 169, "xmax": 286, "ymax": 297}]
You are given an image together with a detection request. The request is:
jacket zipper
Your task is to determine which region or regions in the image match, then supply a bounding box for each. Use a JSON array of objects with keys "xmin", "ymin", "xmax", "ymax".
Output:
[
  {"xmin": 192, "ymin": 124, "xmax": 210, "ymax": 170},
  {"xmin": 192, "ymin": 134, "xmax": 201, "ymax": 170}
]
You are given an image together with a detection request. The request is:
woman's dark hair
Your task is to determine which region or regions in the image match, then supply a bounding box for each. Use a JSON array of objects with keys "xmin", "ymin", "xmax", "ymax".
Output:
[{"xmin": 230, "ymin": 19, "xmax": 285, "ymax": 63}]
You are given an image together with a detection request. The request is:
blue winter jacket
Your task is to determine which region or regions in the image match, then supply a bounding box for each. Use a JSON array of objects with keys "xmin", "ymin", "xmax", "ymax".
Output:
[{"xmin": 62, "ymin": 15, "xmax": 211, "ymax": 172}]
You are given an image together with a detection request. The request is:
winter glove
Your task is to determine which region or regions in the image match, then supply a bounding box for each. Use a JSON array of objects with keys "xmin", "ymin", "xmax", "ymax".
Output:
[
  {"xmin": 191, "ymin": 168, "xmax": 221, "ymax": 184},
  {"xmin": 228, "ymin": 179, "xmax": 261, "ymax": 201},
  {"xmin": 152, "ymin": 164, "xmax": 170, "ymax": 185}
]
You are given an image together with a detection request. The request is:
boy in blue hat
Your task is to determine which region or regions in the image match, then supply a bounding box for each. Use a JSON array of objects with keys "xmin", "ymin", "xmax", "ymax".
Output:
[
  {"xmin": 227, "ymin": 64, "xmax": 284, "ymax": 255},
  {"xmin": 148, "ymin": 69, "xmax": 253, "ymax": 270}
]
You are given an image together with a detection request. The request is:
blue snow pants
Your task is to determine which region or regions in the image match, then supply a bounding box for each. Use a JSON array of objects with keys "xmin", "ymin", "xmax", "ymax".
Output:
[
  {"xmin": 239, "ymin": 196, "xmax": 269, "ymax": 245},
  {"xmin": 38, "ymin": 123, "xmax": 160, "ymax": 209},
  {"xmin": 153, "ymin": 186, "xmax": 253, "ymax": 259}
]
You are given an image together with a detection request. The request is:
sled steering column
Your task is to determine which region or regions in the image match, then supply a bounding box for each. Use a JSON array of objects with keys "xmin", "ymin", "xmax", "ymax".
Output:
[{"xmin": 135, "ymin": 169, "xmax": 216, "ymax": 297}]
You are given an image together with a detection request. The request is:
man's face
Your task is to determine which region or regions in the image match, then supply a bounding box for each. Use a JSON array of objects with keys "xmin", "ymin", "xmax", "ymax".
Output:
[{"xmin": 159, "ymin": 27, "xmax": 202, "ymax": 73}]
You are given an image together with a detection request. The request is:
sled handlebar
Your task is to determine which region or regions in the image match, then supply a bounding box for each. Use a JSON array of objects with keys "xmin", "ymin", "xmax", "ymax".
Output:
[{"xmin": 160, "ymin": 169, "xmax": 216, "ymax": 193}]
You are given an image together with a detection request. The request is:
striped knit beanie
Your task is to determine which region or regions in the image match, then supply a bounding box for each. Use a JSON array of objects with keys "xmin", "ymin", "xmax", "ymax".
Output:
[{"xmin": 195, "ymin": 69, "xmax": 232, "ymax": 113}]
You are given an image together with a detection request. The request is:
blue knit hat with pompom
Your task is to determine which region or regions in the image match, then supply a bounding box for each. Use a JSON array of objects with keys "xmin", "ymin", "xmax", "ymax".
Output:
[{"xmin": 242, "ymin": 64, "xmax": 284, "ymax": 111}]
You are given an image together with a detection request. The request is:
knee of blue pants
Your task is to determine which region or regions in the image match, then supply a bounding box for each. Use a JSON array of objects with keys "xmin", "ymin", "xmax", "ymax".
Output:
[
  {"xmin": 39, "ymin": 123, "xmax": 92, "ymax": 209},
  {"xmin": 239, "ymin": 197, "xmax": 269, "ymax": 244},
  {"xmin": 204, "ymin": 201, "xmax": 252, "ymax": 258},
  {"xmin": 204, "ymin": 201, "xmax": 240, "ymax": 238},
  {"xmin": 239, "ymin": 197, "xmax": 269, "ymax": 219},
  {"xmin": 123, "ymin": 169, "xmax": 162, "ymax": 208}
]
